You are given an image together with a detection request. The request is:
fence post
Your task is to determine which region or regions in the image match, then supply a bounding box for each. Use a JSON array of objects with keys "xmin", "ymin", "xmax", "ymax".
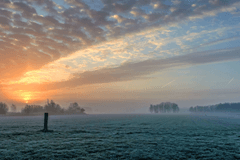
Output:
[
  {"xmin": 44, "ymin": 112, "xmax": 48, "ymax": 131},
  {"xmin": 41, "ymin": 112, "xmax": 53, "ymax": 132}
]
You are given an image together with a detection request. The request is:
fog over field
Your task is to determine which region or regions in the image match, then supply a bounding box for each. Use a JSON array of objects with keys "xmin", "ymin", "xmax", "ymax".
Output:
[{"xmin": 1, "ymin": 114, "xmax": 240, "ymax": 159}]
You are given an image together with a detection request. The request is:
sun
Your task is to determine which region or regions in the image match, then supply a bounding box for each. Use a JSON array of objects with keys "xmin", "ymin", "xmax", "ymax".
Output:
[
  {"xmin": 10, "ymin": 91, "xmax": 33, "ymax": 103},
  {"xmin": 22, "ymin": 92, "xmax": 32, "ymax": 103},
  {"xmin": 5, "ymin": 89, "xmax": 49, "ymax": 104}
]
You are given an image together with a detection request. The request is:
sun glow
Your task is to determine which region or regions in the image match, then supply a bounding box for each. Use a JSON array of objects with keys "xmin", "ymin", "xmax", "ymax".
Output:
[
  {"xmin": 7, "ymin": 90, "xmax": 37, "ymax": 103},
  {"xmin": 22, "ymin": 92, "xmax": 32, "ymax": 103},
  {"xmin": 3, "ymin": 84, "xmax": 56, "ymax": 104}
]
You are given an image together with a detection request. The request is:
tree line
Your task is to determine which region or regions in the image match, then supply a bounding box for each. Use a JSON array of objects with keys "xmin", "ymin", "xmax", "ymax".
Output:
[
  {"xmin": 189, "ymin": 102, "xmax": 240, "ymax": 113},
  {"xmin": 0, "ymin": 100, "xmax": 86, "ymax": 115},
  {"xmin": 149, "ymin": 102, "xmax": 180, "ymax": 113}
]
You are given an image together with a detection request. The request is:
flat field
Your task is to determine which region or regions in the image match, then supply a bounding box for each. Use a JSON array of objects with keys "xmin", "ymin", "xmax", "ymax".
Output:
[{"xmin": 0, "ymin": 114, "xmax": 240, "ymax": 159}]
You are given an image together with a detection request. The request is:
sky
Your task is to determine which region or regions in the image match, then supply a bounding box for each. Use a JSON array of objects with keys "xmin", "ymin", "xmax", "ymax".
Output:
[{"xmin": 0, "ymin": 0, "xmax": 240, "ymax": 113}]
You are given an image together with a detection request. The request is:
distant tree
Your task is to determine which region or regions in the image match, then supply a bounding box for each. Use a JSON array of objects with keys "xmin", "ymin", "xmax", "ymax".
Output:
[
  {"xmin": 80, "ymin": 108, "xmax": 85, "ymax": 114},
  {"xmin": 164, "ymin": 103, "xmax": 172, "ymax": 113},
  {"xmin": 11, "ymin": 104, "xmax": 17, "ymax": 112},
  {"xmin": 67, "ymin": 102, "xmax": 85, "ymax": 114},
  {"xmin": 32, "ymin": 105, "xmax": 44, "ymax": 113},
  {"xmin": 159, "ymin": 103, "xmax": 164, "ymax": 113},
  {"xmin": 21, "ymin": 105, "xmax": 44, "ymax": 115},
  {"xmin": 189, "ymin": 106, "xmax": 194, "ymax": 112},
  {"xmin": 153, "ymin": 105, "xmax": 159, "ymax": 113},
  {"xmin": 150, "ymin": 102, "xmax": 179, "ymax": 113},
  {"xmin": 45, "ymin": 100, "xmax": 63, "ymax": 113},
  {"xmin": 172, "ymin": 103, "xmax": 179, "ymax": 113},
  {"xmin": 149, "ymin": 105, "xmax": 154, "ymax": 113},
  {"xmin": 189, "ymin": 102, "xmax": 240, "ymax": 113},
  {"xmin": 21, "ymin": 105, "xmax": 32, "ymax": 115},
  {"xmin": 210, "ymin": 105, "xmax": 215, "ymax": 112},
  {"xmin": 0, "ymin": 102, "xmax": 8, "ymax": 115}
]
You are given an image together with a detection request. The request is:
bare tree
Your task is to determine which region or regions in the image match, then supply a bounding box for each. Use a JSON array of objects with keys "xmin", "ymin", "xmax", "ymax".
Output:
[
  {"xmin": 0, "ymin": 102, "xmax": 8, "ymax": 115},
  {"xmin": 67, "ymin": 102, "xmax": 85, "ymax": 114},
  {"xmin": 45, "ymin": 100, "xmax": 63, "ymax": 113},
  {"xmin": 11, "ymin": 104, "xmax": 17, "ymax": 112},
  {"xmin": 150, "ymin": 102, "xmax": 179, "ymax": 113},
  {"xmin": 149, "ymin": 104, "xmax": 154, "ymax": 113}
]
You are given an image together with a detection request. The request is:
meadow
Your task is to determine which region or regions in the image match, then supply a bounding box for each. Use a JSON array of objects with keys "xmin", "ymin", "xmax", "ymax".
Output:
[{"xmin": 0, "ymin": 114, "xmax": 240, "ymax": 159}]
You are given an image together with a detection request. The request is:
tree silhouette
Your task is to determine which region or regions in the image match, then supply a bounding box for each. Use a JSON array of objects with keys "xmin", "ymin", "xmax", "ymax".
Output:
[
  {"xmin": 149, "ymin": 104, "xmax": 154, "ymax": 113},
  {"xmin": 189, "ymin": 106, "xmax": 194, "ymax": 112},
  {"xmin": 21, "ymin": 105, "xmax": 44, "ymax": 115},
  {"xmin": 67, "ymin": 102, "xmax": 85, "ymax": 114},
  {"xmin": 44, "ymin": 100, "xmax": 64, "ymax": 113},
  {"xmin": 80, "ymin": 108, "xmax": 85, "ymax": 114},
  {"xmin": 0, "ymin": 99, "xmax": 87, "ymax": 115},
  {"xmin": 10, "ymin": 104, "xmax": 17, "ymax": 112},
  {"xmin": 189, "ymin": 102, "xmax": 240, "ymax": 112},
  {"xmin": 172, "ymin": 103, "xmax": 179, "ymax": 113},
  {"xmin": 150, "ymin": 102, "xmax": 179, "ymax": 113},
  {"xmin": 0, "ymin": 102, "xmax": 8, "ymax": 115},
  {"xmin": 21, "ymin": 105, "xmax": 32, "ymax": 115}
]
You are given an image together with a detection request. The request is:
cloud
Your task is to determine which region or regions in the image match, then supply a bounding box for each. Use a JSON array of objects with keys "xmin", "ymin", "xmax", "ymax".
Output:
[
  {"xmin": 200, "ymin": 36, "xmax": 240, "ymax": 48},
  {"xmin": 0, "ymin": 0, "xmax": 239, "ymax": 82},
  {"xmin": 4, "ymin": 47, "xmax": 240, "ymax": 92},
  {"xmin": 0, "ymin": 16, "xmax": 11, "ymax": 27},
  {"xmin": 182, "ymin": 35, "xmax": 240, "ymax": 52}
]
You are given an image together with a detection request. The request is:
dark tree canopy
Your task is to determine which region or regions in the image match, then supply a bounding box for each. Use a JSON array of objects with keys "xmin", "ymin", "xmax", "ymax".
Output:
[
  {"xmin": 0, "ymin": 102, "xmax": 8, "ymax": 115},
  {"xmin": 21, "ymin": 105, "xmax": 44, "ymax": 115},
  {"xmin": 44, "ymin": 99, "xmax": 64, "ymax": 113},
  {"xmin": 1, "ymin": 99, "xmax": 87, "ymax": 115},
  {"xmin": 149, "ymin": 102, "xmax": 179, "ymax": 113},
  {"xmin": 67, "ymin": 102, "xmax": 85, "ymax": 114},
  {"xmin": 20, "ymin": 100, "xmax": 86, "ymax": 115},
  {"xmin": 189, "ymin": 102, "xmax": 240, "ymax": 113},
  {"xmin": 11, "ymin": 104, "xmax": 17, "ymax": 112}
]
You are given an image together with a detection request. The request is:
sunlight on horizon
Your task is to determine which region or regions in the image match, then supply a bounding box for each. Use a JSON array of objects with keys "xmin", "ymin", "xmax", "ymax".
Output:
[{"xmin": 5, "ymin": 90, "xmax": 48, "ymax": 104}]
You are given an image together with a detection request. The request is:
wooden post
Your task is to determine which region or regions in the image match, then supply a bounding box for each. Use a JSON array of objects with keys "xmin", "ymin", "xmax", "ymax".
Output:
[
  {"xmin": 40, "ymin": 112, "xmax": 53, "ymax": 132},
  {"xmin": 44, "ymin": 112, "xmax": 48, "ymax": 131}
]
